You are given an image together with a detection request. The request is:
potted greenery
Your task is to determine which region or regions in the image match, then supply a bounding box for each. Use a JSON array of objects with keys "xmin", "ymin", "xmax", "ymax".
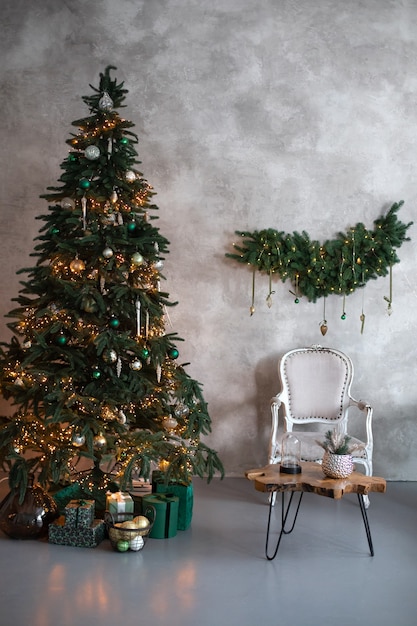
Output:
[{"xmin": 317, "ymin": 429, "xmax": 362, "ymax": 478}]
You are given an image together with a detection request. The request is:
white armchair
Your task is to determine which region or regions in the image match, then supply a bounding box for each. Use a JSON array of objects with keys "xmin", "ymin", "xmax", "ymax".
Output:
[{"xmin": 269, "ymin": 346, "xmax": 373, "ymax": 476}]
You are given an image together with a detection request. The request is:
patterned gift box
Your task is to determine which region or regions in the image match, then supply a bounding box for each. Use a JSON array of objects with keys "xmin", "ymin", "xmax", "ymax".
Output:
[
  {"xmin": 64, "ymin": 499, "xmax": 95, "ymax": 528},
  {"xmin": 49, "ymin": 516, "xmax": 105, "ymax": 548},
  {"xmin": 106, "ymin": 492, "xmax": 134, "ymax": 521},
  {"xmin": 152, "ymin": 471, "xmax": 193, "ymax": 530},
  {"xmin": 142, "ymin": 493, "xmax": 179, "ymax": 539}
]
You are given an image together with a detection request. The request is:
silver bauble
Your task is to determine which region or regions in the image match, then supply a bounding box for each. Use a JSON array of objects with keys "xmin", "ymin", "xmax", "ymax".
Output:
[
  {"xmin": 61, "ymin": 197, "xmax": 75, "ymax": 210},
  {"xmin": 102, "ymin": 247, "xmax": 114, "ymax": 259},
  {"xmin": 85, "ymin": 145, "xmax": 101, "ymax": 160},
  {"xmin": 93, "ymin": 434, "xmax": 107, "ymax": 449},
  {"xmin": 130, "ymin": 359, "xmax": 143, "ymax": 371},
  {"xmin": 131, "ymin": 252, "xmax": 144, "ymax": 266},
  {"xmin": 125, "ymin": 170, "xmax": 136, "ymax": 183},
  {"xmin": 72, "ymin": 433, "xmax": 85, "ymax": 447},
  {"xmin": 99, "ymin": 91, "xmax": 113, "ymax": 111}
]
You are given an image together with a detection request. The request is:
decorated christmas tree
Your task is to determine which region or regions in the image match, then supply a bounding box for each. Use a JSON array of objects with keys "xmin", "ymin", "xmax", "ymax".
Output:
[{"xmin": 0, "ymin": 66, "xmax": 223, "ymax": 507}]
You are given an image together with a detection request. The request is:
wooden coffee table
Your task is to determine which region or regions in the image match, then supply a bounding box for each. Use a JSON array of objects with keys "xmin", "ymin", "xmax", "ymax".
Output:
[{"xmin": 245, "ymin": 462, "xmax": 386, "ymax": 560}]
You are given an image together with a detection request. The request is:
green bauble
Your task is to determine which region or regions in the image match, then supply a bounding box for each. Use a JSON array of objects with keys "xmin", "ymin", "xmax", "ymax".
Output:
[
  {"xmin": 79, "ymin": 178, "xmax": 91, "ymax": 190},
  {"xmin": 140, "ymin": 347, "xmax": 150, "ymax": 359},
  {"xmin": 168, "ymin": 348, "xmax": 179, "ymax": 359},
  {"xmin": 92, "ymin": 368, "xmax": 101, "ymax": 379},
  {"xmin": 127, "ymin": 222, "xmax": 136, "ymax": 233},
  {"xmin": 341, "ymin": 313, "xmax": 347, "ymax": 320},
  {"xmin": 119, "ymin": 137, "xmax": 129, "ymax": 145},
  {"xmin": 109, "ymin": 317, "xmax": 120, "ymax": 329},
  {"xmin": 56, "ymin": 334, "xmax": 67, "ymax": 346}
]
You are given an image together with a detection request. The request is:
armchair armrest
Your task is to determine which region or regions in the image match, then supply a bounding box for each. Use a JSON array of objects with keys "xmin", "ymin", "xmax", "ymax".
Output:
[
  {"xmin": 269, "ymin": 395, "xmax": 282, "ymax": 463},
  {"xmin": 349, "ymin": 397, "xmax": 374, "ymax": 455}
]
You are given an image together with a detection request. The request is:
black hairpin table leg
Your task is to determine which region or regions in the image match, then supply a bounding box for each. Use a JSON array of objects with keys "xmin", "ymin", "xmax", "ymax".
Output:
[
  {"xmin": 357, "ymin": 493, "xmax": 374, "ymax": 556},
  {"xmin": 265, "ymin": 491, "xmax": 304, "ymax": 560}
]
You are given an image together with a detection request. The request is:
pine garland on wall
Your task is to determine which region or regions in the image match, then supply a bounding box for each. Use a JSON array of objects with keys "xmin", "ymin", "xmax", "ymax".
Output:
[{"xmin": 226, "ymin": 201, "xmax": 412, "ymax": 329}]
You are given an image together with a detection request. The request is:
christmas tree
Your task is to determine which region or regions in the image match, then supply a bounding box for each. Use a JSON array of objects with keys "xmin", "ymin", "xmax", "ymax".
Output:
[{"xmin": 0, "ymin": 66, "xmax": 223, "ymax": 507}]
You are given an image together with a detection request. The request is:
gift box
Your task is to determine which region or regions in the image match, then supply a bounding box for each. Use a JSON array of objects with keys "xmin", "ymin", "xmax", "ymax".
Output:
[
  {"xmin": 142, "ymin": 493, "xmax": 179, "ymax": 539},
  {"xmin": 152, "ymin": 471, "xmax": 193, "ymax": 530},
  {"xmin": 106, "ymin": 492, "xmax": 134, "ymax": 521},
  {"xmin": 64, "ymin": 499, "xmax": 95, "ymax": 529},
  {"xmin": 49, "ymin": 516, "xmax": 105, "ymax": 548}
]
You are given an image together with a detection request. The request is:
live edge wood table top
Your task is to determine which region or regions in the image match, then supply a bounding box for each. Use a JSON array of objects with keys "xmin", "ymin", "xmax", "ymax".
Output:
[
  {"xmin": 245, "ymin": 462, "xmax": 386, "ymax": 498},
  {"xmin": 246, "ymin": 463, "xmax": 386, "ymax": 560}
]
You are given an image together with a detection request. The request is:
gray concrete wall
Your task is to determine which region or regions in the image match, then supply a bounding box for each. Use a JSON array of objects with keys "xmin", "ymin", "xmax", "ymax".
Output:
[{"xmin": 0, "ymin": 0, "xmax": 416, "ymax": 479}]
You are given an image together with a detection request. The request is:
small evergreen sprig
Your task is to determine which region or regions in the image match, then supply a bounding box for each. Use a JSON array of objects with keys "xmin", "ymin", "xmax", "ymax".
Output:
[{"xmin": 317, "ymin": 429, "xmax": 362, "ymax": 455}]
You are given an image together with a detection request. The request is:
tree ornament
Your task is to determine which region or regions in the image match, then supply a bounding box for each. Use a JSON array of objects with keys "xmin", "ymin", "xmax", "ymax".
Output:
[
  {"xmin": 320, "ymin": 322, "xmax": 328, "ymax": 336},
  {"xmin": 103, "ymin": 349, "xmax": 118, "ymax": 363},
  {"xmin": 131, "ymin": 252, "xmax": 144, "ymax": 266},
  {"xmin": 109, "ymin": 317, "xmax": 120, "ymax": 329},
  {"xmin": 127, "ymin": 222, "xmax": 136, "ymax": 233},
  {"xmin": 174, "ymin": 404, "xmax": 190, "ymax": 418},
  {"xmin": 130, "ymin": 359, "xmax": 143, "ymax": 371},
  {"xmin": 163, "ymin": 416, "xmax": 178, "ymax": 430},
  {"xmin": 102, "ymin": 246, "xmax": 114, "ymax": 259},
  {"xmin": 50, "ymin": 227, "xmax": 60, "ymax": 235},
  {"xmin": 125, "ymin": 170, "xmax": 136, "ymax": 183},
  {"xmin": 85, "ymin": 145, "xmax": 100, "ymax": 160},
  {"xmin": 140, "ymin": 347, "xmax": 150, "ymax": 359},
  {"xmin": 81, "ymin": 296, "xmax": 98, "ymax": 313},
  {"xmin": 101, "ymin": 212, "xmax": 116, "ymax": 226},
  {"xmin": 118, "ymin": 410, "xmax": 127, "ymax": 425},
  {"xmin": 110, "ymin": 190, "xmax": 118, "ymax": 204},
  {"xmin": 154, "ymin": 259, "xmax": 164, "ymax": 270},
  {"xmin": 69, "ymin": 257, "xmax": 86, "ymax": 273},
  {"xmin": 168, "ymin": 348, "xmax": 179, "ymax": 360},
  {"xmin": 61, "ymin": 197, "xmax": 75, "ymax": 210},
  {"xmin": 55, "ymin": 333, "xmax": 67, "ymax": 346},
  {"xmin": 93, "ymin": 434, "xmax": 107, "ymax": 449},
  {"xmin": 119, "ymin": 137, "xmax": 129, "ymax": 145},
  {"xmin": 79, "ymin": 178, "xmax": 91, "ymax": 190},
  {"xmin": 72, "ymin": 433, "xmax": 85, "ymax": 447},
  {"xmin": 92, "ymin": 367, "xmax": 101, "ymax": 379},
  {"xmin": 99, "ymin": 91, "xmax": 113, "ymax": 111}
]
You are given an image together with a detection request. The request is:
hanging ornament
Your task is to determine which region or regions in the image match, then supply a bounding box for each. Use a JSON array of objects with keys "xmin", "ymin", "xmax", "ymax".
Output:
[
  {"xmin": 81, "ymin": 296, "xmax": 98, "ymax": 313},
  {"xmin": 103, "ymin": 349, "xmax": 118, "ymax": 363},
  {"xmin": 127, "ymin": 222, "xmax": 136, "ymax": 234},
  {"xmin": 81, "ymin": 196, "xmax": 87, "ymax": 230},
  {"xmin": 85, "ymin": 145, "xmax": 100, "ymax": 160},
  {"xmin": 109, "ymin": 317, "xmax": 120, "ymax": 329},
  {"xmin": 163, "ymin": 416, "xmax": 178, "ymax": 430},
  {"xmin": 69, "ymin": 257, "xmax": 86, "ymax": 273},
  {"xmin": 154, "ymin": 259, "xmax": 164, "ymax": 271},
  {"xmin": 102, "ymin": 246, "xmax": 114, "ymax": 259},
  {"xmin": 140, "ymin": 347, "xmax": 150, "ymax": 360},
  {"xmin": 118, "ymin": 410, "xmax": 127, "ymax": 425},
  {"xmin": 110, "ymin": 189, "xmax": 118, "ymax": 204},
  {"xmin": 266, "ymin": 272, "xmax": 275, "ymax": 308},
  {"xmin": 145, "ymin": 311, "xmax": 149, "ymax": 339},
  {"xmin": 120, "ymin": 137, "xmax": 129, "ymax": 145},
  {"xmin": 130, "ymin": 359, "xmax": 143, "ymax": 371},
  {"xmin": 116, "ymin": 357, "xmax": 122, "ymax": 377},
  {"xmin": 55, "ymin": 333, "xmax": 67, "ymax": 346},
  {"xmin": 174, "ymin": 404, "xmax": 190, "ymax": 418},
  {"xmin": 156, "ymin": 363, "xmax": 162, "ymax": 383},
  {"xmin": 320, "ymin": 298, "xmax": 328, "ymax": 336},
  {"xmin": 99, "ymin": 91, "xmax": 114, "ymax": 111},
  {"xmin": 289, "ymin": 274, "xmax": 300, "ymax": 303},
  {"xmin": 131, "ymin": 252, "xmax": 144, "ymax": 266},
  {"xmin": 125, "ymin": 170, "xmax": 136, "ymax": 183},
  {"xmin": 61, "ymin": 197, "xmax": 75, "ymax": 210},
  {"xmin": 341, "ymin": 295, "xmax": 347, "ymax": 320},
  {"xmin": 79, "ymin": 178, "xmax": 91, "ymax": 190},
  {"xmin": 250, "ymin": 268, "xmax": 256, "ymax": 316},
  {"xmin": 92, "ymin": 367, "xmax": 101, "ymax": 379},
  {"xmin": 135, "ymin": 297, "xmax": 141, "ymax": 337},
  {"xmin": 72, "ymin": 433, "xmax": 85, "ymax": 447},
  {"xmin": 168, "ymin": 348, "xmax": 179, "ymax": 360},
  {"xmin": 384, "ymin": 264, "xmax": 393, "ymax": 315},
  {"xmin": 93, "ymin": 434, "xmax": 107, "ymax": 449},
  {"xmin": 101, "ymin": 212, "xmax": 116, "ymax": 226}
]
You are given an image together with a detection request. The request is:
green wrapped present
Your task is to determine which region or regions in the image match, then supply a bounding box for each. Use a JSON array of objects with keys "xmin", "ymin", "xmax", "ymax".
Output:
[
  {"xmin": 142, "ymin": 493, "xmax": 179, "ymax": 539},
  {"xmin": 48, "ymin": 517, "xmax": 105, "ymax": 548},
  {"xmin": 105, "ymin": 492, "xmax": 134, "ymax": 522},
  {"xmin": 152, "ymin": 471, "xmax": 193, "ymax": 530},
  {"xmin": 64, "ymin": 499, "xmax": 95, "ymax": 528}
]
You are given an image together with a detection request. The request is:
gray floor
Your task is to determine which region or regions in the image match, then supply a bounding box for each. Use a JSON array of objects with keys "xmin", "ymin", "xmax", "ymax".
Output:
[{"xmin": 0, "ymin": 476, "xmax": 416, "ymax": 626}]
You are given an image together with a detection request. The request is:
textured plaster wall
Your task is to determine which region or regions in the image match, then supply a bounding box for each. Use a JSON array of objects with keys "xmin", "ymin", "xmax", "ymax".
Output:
[{"xmin": 0, "ymin": 0, "xmax": 416, "ymax": 479}]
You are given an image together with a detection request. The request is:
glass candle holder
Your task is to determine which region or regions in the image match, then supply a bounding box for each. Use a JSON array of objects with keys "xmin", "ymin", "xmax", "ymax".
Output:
[{"xmin": 280, "ymin": 433, "xmax": 302, "ymax": 474}]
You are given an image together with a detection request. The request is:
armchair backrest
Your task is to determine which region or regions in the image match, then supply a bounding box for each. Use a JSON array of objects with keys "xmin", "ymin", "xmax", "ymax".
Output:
[{"xmin": 278, "ymin": 347, "xmax": 354, "ymax": 428}]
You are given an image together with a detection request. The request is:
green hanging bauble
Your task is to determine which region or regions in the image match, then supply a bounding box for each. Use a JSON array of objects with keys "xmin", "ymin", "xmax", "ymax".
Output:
[
  {"xmin": 168, "ymin": 348, "xmax": 179, "ymax": 360},
  {"xmin": 109, "ymin": 317, "xmax": 120, "ymax": 329},
  {"xmin": 79, "ymin": 178, "xmax": 91, "ymax": 190}
]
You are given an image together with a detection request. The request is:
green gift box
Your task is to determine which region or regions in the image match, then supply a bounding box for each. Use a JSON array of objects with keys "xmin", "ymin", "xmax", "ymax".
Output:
[
  {"xmin": 142, "ymin": 493, "xmax": 179, "ymax": 539},
  {"xmin": 64, "ymin": 499, "xmax": 95, "ymax": 528},
  {"xmin": 48, "ymin": 517, "xmax": 105, "ymax": 548},
  {"xmin": 105, "ymin": 492, "xmax": 134, "ymax": 522},
  {"xmin": 152, "ymin": 471, "xmax": 193, "ymax": 530}
]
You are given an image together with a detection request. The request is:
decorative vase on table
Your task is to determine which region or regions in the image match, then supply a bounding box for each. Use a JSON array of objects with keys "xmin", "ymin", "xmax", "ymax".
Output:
[
  {"xmin": 322, "ymin": 451, "xmax": 354, "ymax": 479},
  {"xmin": 0, "ymin": 476, "xmax": 59, "ymax": 539}
]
